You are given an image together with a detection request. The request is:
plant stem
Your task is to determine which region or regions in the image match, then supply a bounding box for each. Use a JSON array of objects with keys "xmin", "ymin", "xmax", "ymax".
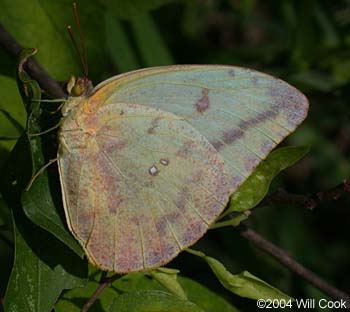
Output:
[
  {"xmin": 80, "ymin": 273, "xmax": 120, "ymax": 312},
  {"xmin": 236, "ymin": 223, "xmax": 350, "ymax": 308},
  {"xmin": 259, "ymin": 180, "xmax": 350, "ymax": 210}
]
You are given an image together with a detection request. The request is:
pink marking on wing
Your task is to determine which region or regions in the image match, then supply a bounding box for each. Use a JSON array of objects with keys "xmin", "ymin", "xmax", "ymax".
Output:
[{"xmin": 195, "ymin": 88, "xmax": 210, "ymax": 113}]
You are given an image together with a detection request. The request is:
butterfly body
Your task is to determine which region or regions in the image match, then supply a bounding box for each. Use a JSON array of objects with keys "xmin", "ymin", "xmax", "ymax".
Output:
[{"xmin": 57, "ymin": 65, "xmax": 308, "ymax": 272}]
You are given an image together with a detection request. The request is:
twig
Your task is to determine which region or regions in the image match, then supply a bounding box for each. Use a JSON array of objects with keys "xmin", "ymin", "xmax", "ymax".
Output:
[
  {"xmin": 0, "ymin": 23, "xmax": 67, "ymax": 99},
  {"xmin": 80, "ymin": 273, "xmax": 120, "ymax": 312},
  {"xmin": 259, "ymin": 179, "xmax": 350, "ymax": 210},
  {"xmin": 236, "ymin": 223, "xmax": 350, "ymax": 308}
]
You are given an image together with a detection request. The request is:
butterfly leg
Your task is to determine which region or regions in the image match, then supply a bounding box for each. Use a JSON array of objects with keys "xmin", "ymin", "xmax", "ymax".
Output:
[
  {"xmin": 31, "ymin": 98, "xmax": 66, "ymax": 103},
  {"xmin": 25, "ymin": 158, "xmax": 58, "ymax": 191},
  {"xmin": 50, "ymin": 101, "xmax": 66, "ymax": 115},
  {"xmin": 27, "ymin": 120, "xmax": 63, "ymax": 137}
]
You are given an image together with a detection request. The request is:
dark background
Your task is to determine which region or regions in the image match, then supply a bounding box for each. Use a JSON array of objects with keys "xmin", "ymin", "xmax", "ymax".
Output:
[{"xmin": 0, "ymin": 1, "xmax": 349, "ymax": 311}]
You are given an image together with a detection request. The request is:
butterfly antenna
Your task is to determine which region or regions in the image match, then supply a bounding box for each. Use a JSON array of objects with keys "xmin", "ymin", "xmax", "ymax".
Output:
[
  {"xmin": 72, "ymin": 2, "xmax": 88, "ymax": 77},
  {"xmin": 67, "ymin": 26, "xmax": 86, "ymax": 77},
  {"xmin": 67, "ymin": 3, "xmax": 88, "ymax": 78}
]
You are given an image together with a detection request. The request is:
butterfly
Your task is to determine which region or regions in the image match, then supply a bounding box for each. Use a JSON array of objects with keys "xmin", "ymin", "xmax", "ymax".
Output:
[{"xmin": 57, "ymin": 65, "xmax": 308, "ymax": 272}]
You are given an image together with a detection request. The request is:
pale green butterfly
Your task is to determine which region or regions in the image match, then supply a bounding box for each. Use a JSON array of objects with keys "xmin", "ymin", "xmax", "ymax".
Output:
[{"xmin": 58, "ymin": 65, "xmax": 308, "ymax": 272}]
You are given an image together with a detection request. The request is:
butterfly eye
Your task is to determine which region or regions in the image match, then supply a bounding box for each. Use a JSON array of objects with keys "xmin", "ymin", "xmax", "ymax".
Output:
[
  {"xmin": 70, "ymin": 77, "xmax": 93, "ymax": 97},
  {"xmin": 71, "ymin": 83, "xmax": 83, "ymax": 96}
]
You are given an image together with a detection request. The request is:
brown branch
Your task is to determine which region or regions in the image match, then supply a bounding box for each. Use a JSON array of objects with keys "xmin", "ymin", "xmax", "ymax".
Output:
[
  {"xmin": 259, "ymin": 179, "xmax": 350, "ymax": 210},
  {"xmin": 0, "ymin": 23, "xmax": 67, "ymax": 99},
  {"xmin": 80, "ymin": 273, "xmax": 120, "ymax": 312},
  {"xmin": 236, "ymin": 223, "xmax": 350, "ymax": 308}
]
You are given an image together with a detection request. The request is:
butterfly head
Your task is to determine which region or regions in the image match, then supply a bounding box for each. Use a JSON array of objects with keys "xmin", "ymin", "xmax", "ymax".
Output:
[
  {"xmin": 67, "ymin": 75, "xmax": 93, "ymax": 97},
  {"xmin": 61, "ymin": 75, "xmax": 93, "ymax": 117}
]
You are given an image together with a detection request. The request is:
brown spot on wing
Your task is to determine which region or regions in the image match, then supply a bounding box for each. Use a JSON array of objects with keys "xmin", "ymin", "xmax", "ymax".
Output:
[
  {"xmin": 269, "ymin": 85, "xmax": 309, "ymax": 127},
  {"xmin": 212, "ymin": 107, "xmax": 278, "ymax": 150},
  {"xmin": 228, "ymin": 69, "xmax": 235, "ymax": 77},
  {"xmin": 195, "ymin": 88, "xmax": 210, "ymax": 113},
  {"xmin": 222, "ymin": 128, "xmax": 245, "ymax": 145},
  {"xmin": 154, "ymin": 211, "xmax": 180, "ymax": 237},
  {"xmin": 244, "ymin": 156, "xmax": 260, "ymax": 172},
  {"xmin": 176, "ymin": 141, "xmax": 196, "ymax": 157},
  {"xmin": 147, "ymin": 117, "xmax": 161, "ymax": 134},
  {"xmin": 251, "ymin": 77, "xmax": 258, "ymax": 85},
  {"xmin": 102, "ymin": 138, "xmax": 128, "ymax": 151},
  {"xmin": 108, "ymin": 195, "xmax": 124, "ymax": 214},
  {"xmin": 175, "ymin": 187, "xmax": 190, "ymax": 211}
]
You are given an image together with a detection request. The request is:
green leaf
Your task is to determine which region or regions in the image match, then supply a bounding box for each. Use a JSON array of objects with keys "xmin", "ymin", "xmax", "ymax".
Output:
[
  {"xmin": 130, "ymin": 14, "xmax": 174, "ymax": 66},
  {"xmin": 13, "ymin": 49, "xmax": 83, "ymax": 256},
  {"xmin": 0, "ymin": 75, "xmax": 26, "ymax": 152},
  {"xmin": 38, "ymin": 0, "xmax": 109, "ymax": 81},
  {"xmin": 98, "ymin": 0, "xmax": 178, "ymax": 19},
  {"xmin": 4, "ymin": 209, "xmax": 87, "ymax": 312},
  {"xmin": 0, "ymin": 52, "xmax": 87, "ymax": 311},
  {"xmin": 0, "ymin": 194, "xmax": 14, "ymax": 299},
  {"xmin": 178, "ymin": 277, "xmax": 240, "ymax": 312},
  {"xmin": 147, "ymin": 268, "xmax": 187, "ymax": 300},
  {"xmin": 205, "ymin": 257, "xmax": 292, "ymax": 300},
  {"xmin": 0, "ymin": 47, "xmax": 16, "ymax": 77},
  {"xmin": 104, "ymin": 12, "xmax": 141, "ymax": 72},
  {"xmin": 113, "ymin": 273, "xmax": 238, "ymax": 312},
  {"xmin": 56, "ymin": 271, "xmax": 238, "ymax": 312},
  {"xmin": 0, "ymin": 0, "xmax": 79, "ymax": 81},
  {"xmin": 187, "ymin": 249, "xmax": 292, "ymax": 301},
  {"xmin": 0, "ymin": 192, "xmax": 14, "ymax": 229},
  {"xmin": 222, "ymin": 146, "xmax": 309, "ymax": 216},
  {"xmin": 113, "ymin": 272, "xmax": 166, "ymax": 293},
  {"xmin": 211, "ymin": 211, "xmax": 250, "ymax": 229},
  {"xmin": 22, "ymin": 171, "xmax": 84, "ymax": 257},
  {"xmin": 1, "ymin": 126, "xmax": 87, "ymax": 312},
  {"xmin": 109, "ymin": 290, "xmax": 204, "ymax": 312},
  {"xmin": 0, "ymin": 193, "xmax": 11, "ymax": 224},
  {"xmin": 1, "ymin": 138, "xmax": 86, "ymax": 312}
]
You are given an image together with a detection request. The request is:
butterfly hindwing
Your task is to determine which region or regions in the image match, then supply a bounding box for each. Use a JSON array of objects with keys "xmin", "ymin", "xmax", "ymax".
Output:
[{"xmin": 58, "ymin": 102, "xmax": 229, "ymax": 272}]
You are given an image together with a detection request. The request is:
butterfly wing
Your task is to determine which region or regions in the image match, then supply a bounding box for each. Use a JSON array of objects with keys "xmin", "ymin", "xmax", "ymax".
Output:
[
  {"xmin": 90, "ymin": 65, "xmax": 309, "ymax": 192},
  {"xmin": 59, "ymin": 65, "xmax": 308, "ymax": 272},
  {"xmin": 58, "ymin": 102, "xmax": 229, "ymax": 272}
]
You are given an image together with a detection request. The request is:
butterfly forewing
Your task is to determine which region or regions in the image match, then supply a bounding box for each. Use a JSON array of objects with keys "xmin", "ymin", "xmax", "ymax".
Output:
[{"xmin": 92, "ymin": 65, "xmax": 308, "ymax": 191}]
